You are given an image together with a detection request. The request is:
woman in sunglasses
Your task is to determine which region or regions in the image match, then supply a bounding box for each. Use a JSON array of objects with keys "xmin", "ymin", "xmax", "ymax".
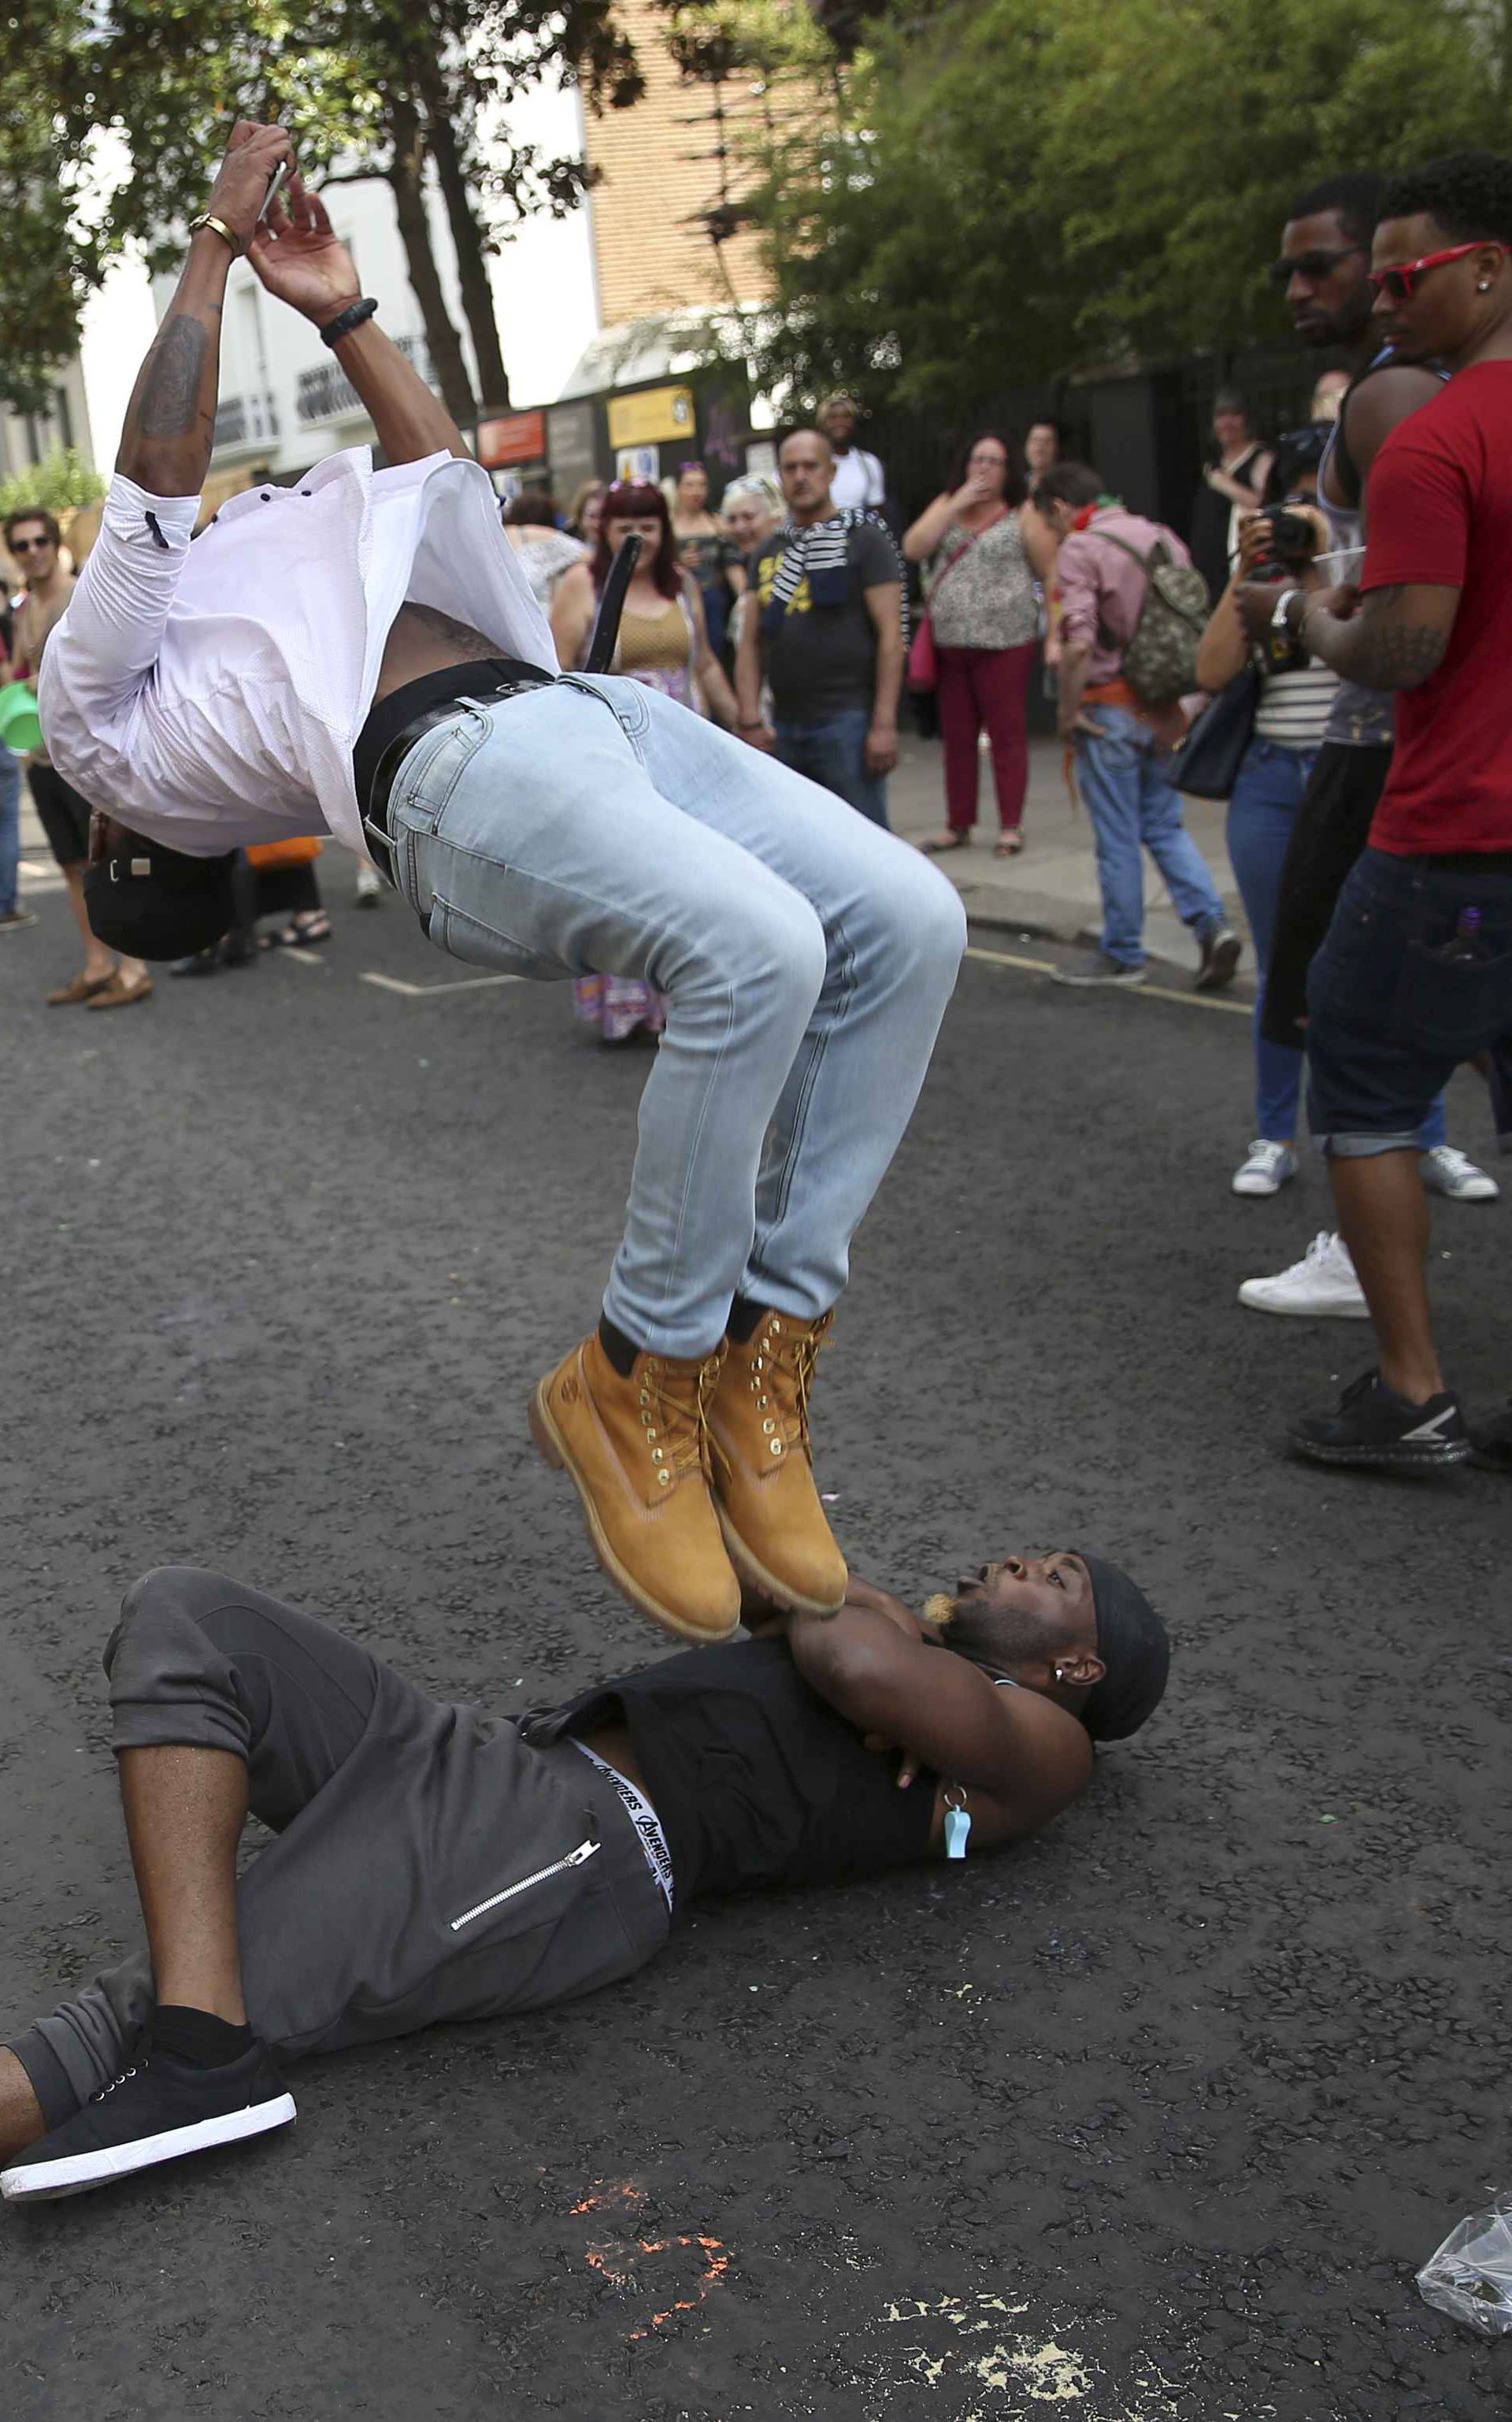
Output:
[{"xmin": 2, "ymin": 509, "xmax": 154, "ymax": 1006}]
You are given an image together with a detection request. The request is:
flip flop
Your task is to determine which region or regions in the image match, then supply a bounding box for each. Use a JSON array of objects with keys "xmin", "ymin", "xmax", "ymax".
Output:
[
  {"xmin": 264, "ymin": 915, "xmax": 332, "ymax": 948},
  {"xmin": 46, "ymin": 970, "xmax": 118, "ymax": 1007}
]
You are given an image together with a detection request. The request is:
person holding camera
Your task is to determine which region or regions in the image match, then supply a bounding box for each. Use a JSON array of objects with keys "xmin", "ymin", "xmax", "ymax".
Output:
[
  {"xmin": 1236, "ymin": 153, "xmax": 1512, "ymax": 1472},
  {"xmin": 1196, "ymin": 490, "xmax": 1336, "ymax": 1189}
]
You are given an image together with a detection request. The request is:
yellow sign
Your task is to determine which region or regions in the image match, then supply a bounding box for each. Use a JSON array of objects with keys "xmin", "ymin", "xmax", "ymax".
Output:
[{"xmin": 607, "ymin": 385, "xmax": 696, "ymax": 450}]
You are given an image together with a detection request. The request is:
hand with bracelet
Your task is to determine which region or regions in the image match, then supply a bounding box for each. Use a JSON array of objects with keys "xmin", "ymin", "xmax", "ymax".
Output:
[{"xmin": 188, "ymin": 121, "xmax": 295, "ymax": 261}]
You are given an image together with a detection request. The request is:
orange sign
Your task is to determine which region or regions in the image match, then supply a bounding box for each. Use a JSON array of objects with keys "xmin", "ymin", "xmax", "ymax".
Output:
[{"xmin": 476, "ymin": 410, "xmax": 547, "ymax": 469}]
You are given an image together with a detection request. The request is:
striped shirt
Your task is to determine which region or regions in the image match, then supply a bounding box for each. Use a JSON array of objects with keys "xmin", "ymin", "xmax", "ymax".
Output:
[{"xmin": 1253, "ymin": 662, "xmax": 1338, "ymax": 750}]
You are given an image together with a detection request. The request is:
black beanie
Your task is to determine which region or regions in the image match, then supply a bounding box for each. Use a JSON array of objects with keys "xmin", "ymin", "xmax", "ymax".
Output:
[{"xmin": 1075, "ymin": 1552, "xmax": 1171, "ymax": 1741}]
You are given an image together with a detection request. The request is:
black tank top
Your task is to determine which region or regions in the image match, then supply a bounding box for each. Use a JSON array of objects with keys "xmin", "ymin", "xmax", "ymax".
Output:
[{"xmin": 522, "ymin": 1638, "xmax": 938, "ymax": 1910}]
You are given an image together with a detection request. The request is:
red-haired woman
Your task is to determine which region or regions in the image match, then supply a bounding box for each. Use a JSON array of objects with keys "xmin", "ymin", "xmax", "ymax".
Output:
[{"xmin": 552, "ymin": 481, "xmax": 739, "ymax": 1044}]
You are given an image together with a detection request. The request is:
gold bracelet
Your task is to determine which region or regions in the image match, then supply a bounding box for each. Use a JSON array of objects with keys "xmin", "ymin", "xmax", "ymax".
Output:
[{"xmin": 189, "ymin": 213, "xmax": 241, "ymax": 256}]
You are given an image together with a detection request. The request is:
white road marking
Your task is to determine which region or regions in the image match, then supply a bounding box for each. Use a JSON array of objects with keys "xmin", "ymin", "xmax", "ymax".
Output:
[
  {"xmin": 965, "ymin": 943, "xmax": 1251, "ymax": 1018},
  {"xmin": 358, "ymin": 970, "xmax": 523, "ymax": 997}
]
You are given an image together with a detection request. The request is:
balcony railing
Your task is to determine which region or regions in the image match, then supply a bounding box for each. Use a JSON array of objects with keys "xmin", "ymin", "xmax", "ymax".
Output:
[
  {"xmin": 296, "ymin": 334, "xmax": 433, "ymax": 425},
  {"xmin": 213, "ymin": 392, "xmax": 279, "ymax": 450}
]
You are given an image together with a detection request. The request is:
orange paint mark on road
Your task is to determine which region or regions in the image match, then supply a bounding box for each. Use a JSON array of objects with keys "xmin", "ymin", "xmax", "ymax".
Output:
[{"xmin": 569, "ymin": 2182, "xmax": 732, "ymax": 2340}]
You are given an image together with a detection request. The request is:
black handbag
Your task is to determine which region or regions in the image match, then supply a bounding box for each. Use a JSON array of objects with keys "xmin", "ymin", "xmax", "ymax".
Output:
[{"xmin": 1172, "ymin": 664, "xmax": 1259, "ymax": 799}]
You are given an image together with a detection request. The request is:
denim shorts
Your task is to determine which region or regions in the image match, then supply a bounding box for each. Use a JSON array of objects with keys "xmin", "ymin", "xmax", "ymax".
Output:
[{"xmin": 1306, "ymin": 847, "xmax": 1512, "ymax": 1153}]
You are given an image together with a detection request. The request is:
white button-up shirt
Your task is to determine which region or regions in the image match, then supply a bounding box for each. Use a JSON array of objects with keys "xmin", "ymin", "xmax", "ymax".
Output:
[
  {"xmin": 38, "ymin": 447, "xmax": 558, "ymax": 862},
  {"xmin": 827, "ymin": 448, "xmax": 886, "ymax": 512}
]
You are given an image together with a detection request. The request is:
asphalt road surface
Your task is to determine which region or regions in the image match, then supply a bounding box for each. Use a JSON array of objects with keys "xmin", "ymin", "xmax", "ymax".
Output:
[{"xmin": 1, "ymin": 877, "xmax": 1505, "ymax": 2422}]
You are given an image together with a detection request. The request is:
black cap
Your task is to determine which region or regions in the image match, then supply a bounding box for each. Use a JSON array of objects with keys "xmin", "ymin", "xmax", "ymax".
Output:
[
  {"xmin": 1075, "ymin": 1553, "xmax": 1170, "ymax": 1741},
  {"xmin": 83, "ymin": 838, "xmax": 238, "ymax": 962}
]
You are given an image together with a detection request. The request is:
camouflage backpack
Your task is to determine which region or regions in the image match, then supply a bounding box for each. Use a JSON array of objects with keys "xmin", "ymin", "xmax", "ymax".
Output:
[{"xmin": 1099, "ymin": 532, "xmax": 1210, "ymax": 706}]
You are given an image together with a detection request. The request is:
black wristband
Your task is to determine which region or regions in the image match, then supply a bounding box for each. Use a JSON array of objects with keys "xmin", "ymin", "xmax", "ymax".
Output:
[{"xmin": 319, "ymin": 297, "xmax": 378, "ymax": 349}]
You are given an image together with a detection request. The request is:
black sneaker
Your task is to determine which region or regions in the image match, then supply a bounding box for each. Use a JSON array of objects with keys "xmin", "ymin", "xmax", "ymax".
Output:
[
  {"xmin": 1469, "ymin": 1399, "xmax": 1512, "ymax": 1473},
  {"xmin": 0, "ymin": 2040, "xmax": 295, "ymax": 2203},
  {"xmin": 1051, "ymin": 955, "xmax": 1147, "ymax": 989},
  {"xmin": 1195, "ymin": 923, "xmax": 1242, "ymax": 992},
  {"xmin": 1288, "ymin": 1369, "xmax": 1472, "ymax": 1473}
]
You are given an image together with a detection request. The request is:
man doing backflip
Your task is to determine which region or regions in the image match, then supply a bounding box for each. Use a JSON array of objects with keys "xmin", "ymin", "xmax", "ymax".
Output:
[
  {"xmin": 39, "ymin": 124, "xmax": 966, "ymax": 1647},
  {"xmin": 0, "ymin": 1550, "xmax": 1168, "ymax": 2203}
]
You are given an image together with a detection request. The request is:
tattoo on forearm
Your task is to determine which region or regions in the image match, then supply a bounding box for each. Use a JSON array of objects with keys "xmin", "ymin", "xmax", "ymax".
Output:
[
  {"xmin": 136, "ymin": 315, "xmax": 211, "ymax": 440},
  {"xmin": 1327, "ymin": 588, "xmax": 1450, "ymax": 690}
]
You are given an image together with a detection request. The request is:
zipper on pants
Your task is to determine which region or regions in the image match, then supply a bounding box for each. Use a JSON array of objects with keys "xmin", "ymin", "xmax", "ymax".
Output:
[{"xmin": 448, "ymin": 1838, "xmax": 599, "ymax": 1933}]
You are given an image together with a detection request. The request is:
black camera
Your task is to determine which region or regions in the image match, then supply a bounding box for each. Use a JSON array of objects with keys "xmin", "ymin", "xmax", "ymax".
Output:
[{"xmin": 1247, "ymin": 505, "xmax": 1318, "ymax": 585}]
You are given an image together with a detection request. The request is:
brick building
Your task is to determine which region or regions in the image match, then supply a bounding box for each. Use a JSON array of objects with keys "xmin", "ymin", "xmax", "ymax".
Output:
[{"xmin": 581, "ymin": 0, "xmax": 772, "ymax": 325}]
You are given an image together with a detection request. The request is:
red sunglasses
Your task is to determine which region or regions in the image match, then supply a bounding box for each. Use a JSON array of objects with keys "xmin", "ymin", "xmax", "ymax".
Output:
[{"xmin": 1368, "ymin": 239, "xmax": 1503, "ymax": 303}]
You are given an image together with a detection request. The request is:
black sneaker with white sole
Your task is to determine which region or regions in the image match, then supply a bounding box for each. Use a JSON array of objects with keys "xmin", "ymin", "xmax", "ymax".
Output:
[
  {"xmin": 0, "ymin": 2040, "xmax": 295, "ymax": 2203},
  {"xmin": 1194, "ymin": 923, "xmax": 1242, "ymax": 992},
  {"xmin": 1288, "ymin": 1368, "xmax": 1472, "ymax": 1473}
]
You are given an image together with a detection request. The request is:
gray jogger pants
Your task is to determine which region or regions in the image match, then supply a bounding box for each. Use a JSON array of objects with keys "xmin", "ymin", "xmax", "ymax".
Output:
[{"xmin": 9, "ymin": 1568, "xmax": 670, "ymax": 2129}]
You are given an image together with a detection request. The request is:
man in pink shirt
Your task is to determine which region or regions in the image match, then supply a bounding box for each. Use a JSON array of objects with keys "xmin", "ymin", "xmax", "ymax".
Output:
[{"xmin": 1033, "ymin": 462, "xmax": 1240, "ymax": 990}]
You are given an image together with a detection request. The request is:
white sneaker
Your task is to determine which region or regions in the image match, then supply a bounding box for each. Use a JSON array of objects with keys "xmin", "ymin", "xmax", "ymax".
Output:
[
  {"xmin": 354, "ymin": 862, "xmax": 384, "ymax": 907},
  {"xmin": 1232, "ymin": 1141, "xmax": 1299, "ymax": 1198},
  {"xmin": 1238, "ymin": 1230, "xmax": 1369, "ymax": 1319},
  {"xmin": 1421, "ymin": 1144, "xmax": 1499, "ymax": 1203}
]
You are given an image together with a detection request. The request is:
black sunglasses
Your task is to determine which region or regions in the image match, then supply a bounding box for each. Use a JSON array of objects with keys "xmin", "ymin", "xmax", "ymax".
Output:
[
  {"xmin": 1266, "ymin": 246, "xmax": 1365, "ymax": 291},
  {"xmin": 8, "ymin": 535, "xmax": 52, "ymax": 553}
]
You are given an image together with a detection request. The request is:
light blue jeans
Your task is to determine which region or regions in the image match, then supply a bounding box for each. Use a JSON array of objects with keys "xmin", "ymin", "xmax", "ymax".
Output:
[
  {"xmin": 1076, "ymin": 704, "xmax": 1227, "ymax": 969},
  {"xmin": 0, "ymin": 744, "xmax": 20, "ymax": 917},
  {"xmin": 1227, "ymin": 734, "xmax": 1447, "ymax": 1148},
  {"xmin": 382, "ymin": 675, "xmax": 966, "ymax": 1356}
]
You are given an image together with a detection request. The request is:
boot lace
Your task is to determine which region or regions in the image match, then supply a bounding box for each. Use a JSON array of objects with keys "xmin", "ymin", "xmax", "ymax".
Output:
[
  {"xmin": 638, "ymin": 1347, "xmax": 724, "ymax": 1488},
  {"xmin": 747, "ymin": 1312, "xmax": 832, "ymax": 1462}
]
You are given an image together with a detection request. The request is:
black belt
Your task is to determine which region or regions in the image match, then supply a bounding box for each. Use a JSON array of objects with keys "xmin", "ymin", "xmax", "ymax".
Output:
[{"xmin": 361, "ymin": 671, "xmax": 555, "ymax": 888}]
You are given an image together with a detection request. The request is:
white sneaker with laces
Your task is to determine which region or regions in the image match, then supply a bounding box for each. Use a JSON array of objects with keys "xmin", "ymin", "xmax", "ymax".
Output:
[
  {"xmin": 1232, "ymin": 1141, "xmax": 1299, "ymax": 1198},
  {"xmin": 1238, "ymin": 1230, "xmax": 1369, "ymax": 1319},
  {"xmin": 1421, "ymin": 1144, "xmax": 1499, "ymax": 1203}
]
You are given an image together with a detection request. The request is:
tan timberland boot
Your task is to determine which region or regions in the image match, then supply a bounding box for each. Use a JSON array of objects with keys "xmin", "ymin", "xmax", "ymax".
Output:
[
  {"xmin": 707, "ymin": 1309, "xmax": 847, "ymax": 1615},
  {"xmin": 530, "ymin": 1332, "xmax": 741, "ymax": 1645}
]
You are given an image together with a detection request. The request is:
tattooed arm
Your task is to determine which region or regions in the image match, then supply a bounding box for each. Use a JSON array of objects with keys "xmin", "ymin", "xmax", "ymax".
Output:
[
  {"xmin": 1299, "ymin": 582, "xmax": 1459, "ymax": 691},
  {"xmin": 118, "ymin": 124, "xmax": 292, "ymax": 497}
]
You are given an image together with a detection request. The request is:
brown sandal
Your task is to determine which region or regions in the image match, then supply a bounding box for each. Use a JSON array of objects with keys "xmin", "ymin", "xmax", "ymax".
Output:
[
  {"xmin": 921, "ymin": 832, "xmax": 973, "ymax": 855},
  {"xmin": 47, "ymin": 970, "xmax": 119, "ymax": 1007},
  {"xmin": 995, "ymin": 831, "xmax": 1025, "ymax": 857},
  {"xmin": 84, "ymin": 971, "xmax": 156, "ymax": 1011}
]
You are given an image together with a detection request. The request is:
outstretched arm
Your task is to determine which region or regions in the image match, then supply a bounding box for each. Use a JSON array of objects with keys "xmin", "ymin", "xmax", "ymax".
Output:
[
  {"xmin": 249, "ymin": 176, "xmax": 469, "ymax": 466},
  {"xmin": 118, "ymin": 122, "xmax": 292, "ymax": 497}
]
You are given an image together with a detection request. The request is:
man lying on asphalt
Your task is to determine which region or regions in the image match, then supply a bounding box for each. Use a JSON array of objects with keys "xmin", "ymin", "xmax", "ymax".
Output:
[
  {"xmin": 0, "ymin": 1554, "xmax": 1168, "ymax": 2203},
  {"xmin": 39, "ymin": 123, "xmax": 965, "ymax": 1649}
]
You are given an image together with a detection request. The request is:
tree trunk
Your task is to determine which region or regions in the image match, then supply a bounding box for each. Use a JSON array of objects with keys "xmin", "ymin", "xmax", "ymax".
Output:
[
  {"xmin": 422, "ymin": 91, "xmax": 513, "ymax": 416},
  {"xmin": 385, "ymin": 95, "xmax": 478, "ymax": 430}
]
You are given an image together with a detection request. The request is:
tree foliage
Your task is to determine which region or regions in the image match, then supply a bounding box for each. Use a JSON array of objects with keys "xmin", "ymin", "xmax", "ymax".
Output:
[
  {"xmin": 0, "ymin": 0, "xmax": 643, "ymax": 419},
  {"xmin": 0, "ymin": 447, "xmax": 106, "ymax": 521},
  {"xmin": 739, "ymin": 0, "xmax": 1512, "ymax": 415}
]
